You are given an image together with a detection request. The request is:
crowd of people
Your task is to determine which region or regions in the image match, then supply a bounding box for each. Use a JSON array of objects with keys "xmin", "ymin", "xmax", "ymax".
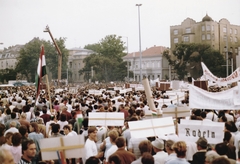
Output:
[{"xmin": 0, "ymin": 83, "xmax": 240, "ymax": 164}]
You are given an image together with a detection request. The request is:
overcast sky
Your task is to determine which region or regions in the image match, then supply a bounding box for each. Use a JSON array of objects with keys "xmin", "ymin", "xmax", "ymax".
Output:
[{"xmin": 0, "ymin": 0, "xmax": 240, "ymax": 53}]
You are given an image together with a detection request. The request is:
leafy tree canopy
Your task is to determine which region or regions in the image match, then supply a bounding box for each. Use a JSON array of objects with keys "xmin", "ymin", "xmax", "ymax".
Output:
[
  {"xmin": 163, "ymin": 43, "xmax": 226, "ymax": 80},
  {"xmin": 15, "ymin": 37, "xmax": 69, "ymax": 82},
  {"xmin": 81, "ymin": 35, "xmax": 127, "ymax": 82}
]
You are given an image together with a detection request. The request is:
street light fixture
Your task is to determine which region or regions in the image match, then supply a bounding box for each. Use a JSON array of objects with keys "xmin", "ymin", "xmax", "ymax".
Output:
[{"xmin": 136, "ymin": 4, "xmax": 142, "ymax": 82}]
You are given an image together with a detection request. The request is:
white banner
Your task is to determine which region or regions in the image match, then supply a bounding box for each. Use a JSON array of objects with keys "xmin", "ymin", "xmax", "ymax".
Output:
[
  {"xmin": 201, "ymin": 62, "xmax": 240, "ymax": 85},
  {"xmin": 189, "ymin": 84, "xmax": 240, "ymax": 110},
  {"xmin": 179, "ymin": 120, "xmax": 224, "ymax": 144}
]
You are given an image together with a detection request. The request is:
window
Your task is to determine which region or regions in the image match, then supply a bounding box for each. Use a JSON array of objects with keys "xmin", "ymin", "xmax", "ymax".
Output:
[
  {"xmin": 202, "ymin": 26, "xmax": 205, "ymax": 31},
  {"xmin": 185, "ymin": 28, "xmax": 191, "ymax": 33},
  {"xmin": 206, "ymin": 25, "xmax": 211, "ymax": 31},
  {"xmin": 174, "ymin": 38, "xmax": 178, "ymax": 43},
  {"xmin": 230, "ymin": 47, "xmax": 233, "ymax": 53},
  {"xmin": 202, "ymin": 34, "xmax": 205, "ymax": 40},
  {"xmin": 212, "ymin": 25, "xmax": 214, "ymax": 31},
  {"xmin": 223, "ymin": 27, "xmax": 227, "ymax": 33},
  {"xmin": 235, "ymin": 37, "xmax": 238, "ymax": 42},
  {"xmin": 230, "ymin": 37, "xmax": 233, "ymax": 42},
  {"xmin": 235, "ymin": 48, "xmax": 238, "ymax": 54},
  {"xmin": 183, "ymin": 36, "xmax": 189, "ymax": 42},
  {"xmin": 174, "ymin": 29, "xmax": 178, "ymax": 35},
  {"xmin": 207, "ymin": 34, "xmax": 211, "ymax": 40},
  {"xmin": 235, "ymin": 29, "xmax": 238, "ymax": 35},
  {"xmin": 230, "ymin": 28, "xmax": 232, "ymax": 34},
  {"xmin": 212, "ymin": 34, "xmax": 215, "ymax": 41},
  {"xmin": 223, "ymin": 36, "xmax": 227, "ymax": 41}
]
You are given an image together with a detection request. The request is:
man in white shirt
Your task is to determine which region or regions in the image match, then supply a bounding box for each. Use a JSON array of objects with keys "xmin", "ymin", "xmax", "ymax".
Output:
[
  {"xmin": 84, "ymin": 126, "xmax": 103, "ymax": 161},
  {"xmin": 151, "ymin": 138, "xmax": 168, "ymax": 164}
]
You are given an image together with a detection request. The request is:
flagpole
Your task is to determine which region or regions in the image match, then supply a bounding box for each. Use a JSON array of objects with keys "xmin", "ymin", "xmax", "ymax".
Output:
[{"xmin": 46, "ymin": 75, "xmax": 53, "ymax": 114}]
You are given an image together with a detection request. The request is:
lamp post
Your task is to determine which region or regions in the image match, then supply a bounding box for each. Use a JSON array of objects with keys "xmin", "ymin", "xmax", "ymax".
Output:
[{"xmin": 136, "ymin": 4, "xmax": 142, "ymax": 82}]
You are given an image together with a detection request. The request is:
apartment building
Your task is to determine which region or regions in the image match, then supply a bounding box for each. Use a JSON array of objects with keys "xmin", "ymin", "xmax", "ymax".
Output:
[
  {"xmin": 123, "ymin": 45, "xmax": 170, "ymax": 81},
  {"xmin": 67, "ymin": 47, "xmax": 94, "ymax": 83},
  {"xmin": 170, "ymin": 14, "xmax": 240, "ymax": 69}
]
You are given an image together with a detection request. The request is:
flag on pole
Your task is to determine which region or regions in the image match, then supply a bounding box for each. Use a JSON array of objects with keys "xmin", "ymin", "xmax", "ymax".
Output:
[{"xmin": 35, "ymin": 45, "xmax": 47, "ymax": 101}]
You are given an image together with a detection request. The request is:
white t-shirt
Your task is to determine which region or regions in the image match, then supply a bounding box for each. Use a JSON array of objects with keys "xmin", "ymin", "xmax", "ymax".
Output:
[
  {"xmin": 84, "ymin": 138, "xmax": 98, "ymax": 159},
  {"xmin": 106, "ymin": 145, "xmax": 118, "ymax": 162},
  {"xmin": 153, "ymin": 151, "xmax": 168, "ymax": 164}
]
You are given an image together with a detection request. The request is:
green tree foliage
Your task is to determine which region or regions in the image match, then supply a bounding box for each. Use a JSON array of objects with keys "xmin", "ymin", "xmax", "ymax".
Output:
[
  {"xmin": 0, "ymin": 69, "xmax": 17, "ymax": 83},
  {"xmin": 15, "ymin": 37, "xmax": 68, "ymax": 82},
  {"xmin": 163, "ymin": 43, "xmax": 226, "ymax": 80},
  {"xmin": 81, "ymin": 35, "xmax": 127, "ymax": 82}
]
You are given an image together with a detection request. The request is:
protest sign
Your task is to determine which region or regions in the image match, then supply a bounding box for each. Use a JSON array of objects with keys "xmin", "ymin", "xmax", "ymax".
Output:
[
  {"xmin": 128, "ymin": 117, "xmax": 175, "ymax": 138},
  {"xmin": 88, "ymin": 112, "xmax": 124, "ymax": 126},
  {"xmin": 178, "ymin": 119, "xmax": 224, "ymax": 144},
  {"xmin": 162, "ymin": 106, "xmax": 190, "ymax": 118},
  {"xmin": 40, "ymin": 135, "xmax": 85, "ymax": 160}
]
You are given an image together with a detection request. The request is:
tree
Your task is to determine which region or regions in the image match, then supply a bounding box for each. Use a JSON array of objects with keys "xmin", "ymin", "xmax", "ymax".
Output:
[
  {"xmin": 15, "ymin": 37, "xmax": 69, "ymax": 82},
  {"xmin": 163, "ymin": 43, "xmax": 226, "ymax": 80},
  {"xmin": 0, "ymin": 68, "xmax": 17, "ymax": 83},
  {"xmin": 80, "ymin": 35, "xmax": 127, "ymax": 82}
]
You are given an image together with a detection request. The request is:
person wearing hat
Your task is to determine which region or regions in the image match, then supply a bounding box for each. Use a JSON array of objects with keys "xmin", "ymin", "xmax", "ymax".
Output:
[
  {"xmin": 191, "ymin": 137, "xmax": 208, "ymax": 164},
  {"xmin": 151, "ymin": 138, "xmax": 168, "ymax": 164}
]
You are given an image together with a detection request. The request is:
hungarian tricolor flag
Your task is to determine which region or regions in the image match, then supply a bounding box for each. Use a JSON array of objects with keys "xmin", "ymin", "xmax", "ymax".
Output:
[{"xmin": 35, "ymin": 45, "xmax": 47, "ymax": 101}]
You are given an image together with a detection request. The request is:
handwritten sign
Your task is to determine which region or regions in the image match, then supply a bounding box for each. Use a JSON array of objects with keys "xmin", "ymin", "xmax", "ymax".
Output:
[
  {"xmin": 40, "ymin": 135, "xmax": 85, "ymax": 160},
  {"xmin": 128, "ymin": 117, "xmax": 175, "ymax": 138},
  {"xmin": 88, "ymin": 112, "xmax": 124, "ymax": 126},
  {"xmin": 178, "ymin": 120, "xmax": 224, "ymax": 144}
]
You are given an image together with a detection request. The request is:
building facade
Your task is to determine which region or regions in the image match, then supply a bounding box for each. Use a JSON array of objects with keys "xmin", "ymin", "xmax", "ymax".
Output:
[
  {"xmin": 170, "ymin": 14, "xmax": 240, "ymax": 70},
  {"xmin": 67, "ymin": 47, "xmax": 94, "ymax": 83},
  {"xmin": 0, "ymin": 45, "xmax": 23, "ymax": 70},
  {"xmin": 123, "ymin": 45, "xmax": 170, "ymax": 82}
]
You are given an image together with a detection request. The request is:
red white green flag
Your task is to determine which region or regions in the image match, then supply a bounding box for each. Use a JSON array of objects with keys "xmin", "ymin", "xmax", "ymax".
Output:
[{"xmin": 35, "ymin": 45, "xmax": 47, "ymax": 100}]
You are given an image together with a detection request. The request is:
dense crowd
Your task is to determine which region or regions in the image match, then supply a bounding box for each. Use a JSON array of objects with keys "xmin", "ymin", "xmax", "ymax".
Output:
[{"xmin": 0, "ymin": 83, "xmax": 240, "ymax": 164}]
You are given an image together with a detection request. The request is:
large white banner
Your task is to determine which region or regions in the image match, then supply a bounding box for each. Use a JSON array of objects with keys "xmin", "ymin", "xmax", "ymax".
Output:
[
  {"xmin": 201, "ymin": 62, "xmax": 240, "ymax": 85},
  {"xmin": 179, "ymin": 120, "xmax": 224, "ymax": 144},
  {"xmin": 189, "ymin": 84, "xmax": 240, "ymax": 110}
]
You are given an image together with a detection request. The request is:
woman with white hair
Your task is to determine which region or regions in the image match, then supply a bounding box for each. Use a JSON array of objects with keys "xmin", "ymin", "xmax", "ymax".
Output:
[{"xmin": 205, "ymin": 150, "xmax": 220, "ymax": 164}]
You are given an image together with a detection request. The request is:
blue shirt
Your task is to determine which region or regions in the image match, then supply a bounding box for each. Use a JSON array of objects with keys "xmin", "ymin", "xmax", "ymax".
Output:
[{"xmin": 166, "ymin": 158, "xmax": 190, "ymax": 164}]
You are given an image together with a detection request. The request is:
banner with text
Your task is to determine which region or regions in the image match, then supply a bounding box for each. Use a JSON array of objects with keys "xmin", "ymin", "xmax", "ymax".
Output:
[
  {"xmin": 201, "ymin": 62, "xmax": 240, "ymax": 85},
  {"xmin": 178, "ymin": 120, "xmax": 224, "ymax": 144}
]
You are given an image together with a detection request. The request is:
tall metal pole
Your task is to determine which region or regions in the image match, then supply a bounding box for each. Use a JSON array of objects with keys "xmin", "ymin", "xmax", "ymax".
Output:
[{"xmin": 136, "ymin": 4, "xmax": 142, "ymax": 82}]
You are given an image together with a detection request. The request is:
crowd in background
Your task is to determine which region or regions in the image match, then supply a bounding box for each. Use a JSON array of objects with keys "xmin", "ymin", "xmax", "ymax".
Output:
[{"xmin": 0, "ymin": 84, "xmax": 240, "ymax": 164}]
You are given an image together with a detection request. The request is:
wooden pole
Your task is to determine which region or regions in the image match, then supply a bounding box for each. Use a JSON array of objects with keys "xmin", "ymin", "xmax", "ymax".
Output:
[{"xmin": 46, "ymin": 75, "xmax": 53, "ymax": 114}]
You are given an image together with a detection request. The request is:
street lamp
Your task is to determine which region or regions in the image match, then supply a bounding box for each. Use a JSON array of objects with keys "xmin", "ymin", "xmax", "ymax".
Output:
[
  {"xmin": 121, "ymin": 36, "xmax": 129, "ymax": 81},
  {"xmin": 136, "ymin": 4, "xmax": 142, "ymax": 82}
]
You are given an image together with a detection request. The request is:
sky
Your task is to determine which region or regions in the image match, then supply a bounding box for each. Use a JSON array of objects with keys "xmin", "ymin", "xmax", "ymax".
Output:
[{"xmin": 0, "ymin": 0, "xmax": 240, "ymax": 53}]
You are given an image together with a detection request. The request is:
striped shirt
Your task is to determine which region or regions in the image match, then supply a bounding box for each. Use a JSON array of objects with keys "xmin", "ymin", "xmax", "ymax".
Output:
[{"xmin": 18, "ymin": 157, "xmax": 32, "ymax": 164}]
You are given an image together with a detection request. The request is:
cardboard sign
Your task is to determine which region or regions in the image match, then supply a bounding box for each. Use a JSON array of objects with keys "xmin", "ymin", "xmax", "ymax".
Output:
[
  {"xmin": 40, "ymin": 135, "xmax": 85, "ymax": 160},
  {"xmin": 178, "ymin": 120, "xmax": 224, "ymax": 144},
  {"xmin": 162, "ymin": 107, "xmax": 190, "ymax": 118},
  {"xmin": 88, "ymin": 90, "xmax": 102, "ymax": 95},
  {"xmin": 88, "ymin": 112, "xmax": 124, "ymax": 126},
  {"xmin": 128, "ymin": 117, "xmax": 175, "ymax": 138}
]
